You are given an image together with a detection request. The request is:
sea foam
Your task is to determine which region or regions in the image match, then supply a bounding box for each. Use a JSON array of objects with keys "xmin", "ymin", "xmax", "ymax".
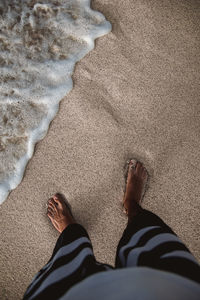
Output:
[{"xmin": 0, "ymin": 0, "xmax": 111, "ymax": 204}]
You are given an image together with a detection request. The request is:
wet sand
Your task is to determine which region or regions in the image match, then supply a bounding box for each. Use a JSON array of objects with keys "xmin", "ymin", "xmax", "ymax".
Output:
[{"xmin": 0, "ymin": 0, "xmax": 200, "ymax": 298}]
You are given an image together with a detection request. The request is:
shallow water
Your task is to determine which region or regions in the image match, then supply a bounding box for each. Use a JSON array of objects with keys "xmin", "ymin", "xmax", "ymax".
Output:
[{"xmin": 0, "ymin": 0, "xmax": 111, "ymax": 204}]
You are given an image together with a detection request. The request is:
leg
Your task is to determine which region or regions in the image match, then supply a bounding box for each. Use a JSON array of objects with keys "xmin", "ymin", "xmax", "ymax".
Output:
[
  {"xmin": 115, "ymin": 160, "xmax": 200, "ymax": 284},
  {"xmin": 23, "ymin": 193, "xmax": 113, "ymax": 300}
]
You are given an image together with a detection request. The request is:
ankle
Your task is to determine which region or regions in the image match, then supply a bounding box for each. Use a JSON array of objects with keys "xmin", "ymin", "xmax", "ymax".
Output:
[{"xmin": 128, "ymin": 204, "xmax": 143, "ymax": 223}]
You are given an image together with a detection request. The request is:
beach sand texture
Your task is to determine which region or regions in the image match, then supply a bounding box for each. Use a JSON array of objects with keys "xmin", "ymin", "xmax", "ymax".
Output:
[{"xmin": 0, "ymin": 0, "xmax": 200, "ymax": 299}]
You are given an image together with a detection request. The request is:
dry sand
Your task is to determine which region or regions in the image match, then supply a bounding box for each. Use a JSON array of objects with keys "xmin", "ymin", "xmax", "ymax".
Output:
[{"xmin": 0, "ymin": 0, "xmax": 200, "ymax": 299}]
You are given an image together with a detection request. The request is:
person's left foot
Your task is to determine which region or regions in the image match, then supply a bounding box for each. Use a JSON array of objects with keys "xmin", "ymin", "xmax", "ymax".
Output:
[{"xmin": 47, "ymin": 193, "xmax": 76, "ymax": 233}]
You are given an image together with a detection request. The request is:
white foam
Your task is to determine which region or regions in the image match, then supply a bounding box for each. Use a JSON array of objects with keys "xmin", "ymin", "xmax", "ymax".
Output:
[{"xmin": 0, "ymin": 0, "xmax": 111, "ymax": 204}]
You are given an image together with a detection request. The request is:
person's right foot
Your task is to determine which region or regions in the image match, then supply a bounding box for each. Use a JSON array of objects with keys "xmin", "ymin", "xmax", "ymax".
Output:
[
  {"xmin": 123, "ymin": 160, "xmax": 148, "ymax": 221},
  {"xmin": 47, "ymin": 193, "xmax": 76, "ymax": 233}
]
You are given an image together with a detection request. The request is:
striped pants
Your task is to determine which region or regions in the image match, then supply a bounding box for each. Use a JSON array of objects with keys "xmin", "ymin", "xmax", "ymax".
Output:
[{"xmin": 23, "ymin": 209, "xmax": 200, "ymax": 300}]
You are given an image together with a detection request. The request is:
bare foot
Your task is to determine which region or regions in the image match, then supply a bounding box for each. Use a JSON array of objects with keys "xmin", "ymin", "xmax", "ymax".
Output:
[
  {"xmin": 123, "ymin": 160, "xmax": 148, "ymax": 221},
  {"xmin": 47, "ymin": 193, "xmax": 76, "ymax": 233}
]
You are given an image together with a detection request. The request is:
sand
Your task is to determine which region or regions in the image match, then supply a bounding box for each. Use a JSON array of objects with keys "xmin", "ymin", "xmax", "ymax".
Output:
[
  {"xmin": 0, "ymin": 0, "xmax": 200, "ymax": 299},
  {"xmin": 0, "ymin": 0, "xmax": 111, "ymax": 203}
]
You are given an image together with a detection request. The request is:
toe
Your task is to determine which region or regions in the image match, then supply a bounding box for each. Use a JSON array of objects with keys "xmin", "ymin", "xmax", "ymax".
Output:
[
  {"xmin": 54, "ymin": 192, "xmax": 63, "ymax": 199},
  {"xmin": 53, "ymin": 194, "xmax": 63, "ymax": 208},
  {"xmin": 135, "ymin": 161, "xmax": 147, "ymax": 178},
  {"xmin": 48, "ymin": 197, "xmax": 54, "ymax": 204},
  {"xmin": 139, "ymin": 162, "xmax": 145, "ymax": 175},
  {"xmin": 129, "ymin": 161, "xmax": 134, "ymax": 172},
  {"xmin": 126, "ymin": 161, "xmax": 134, "ymax": 183},
  {"xmin": 47, "ymin": 206, "xmax": 54, "ymax": 215},
  {"xmin": 135, "ymin": 161, "xmax": 141, "ymax": 172},
  {"xmin": 47, "ymin": 210, "xmax": 53, "ymax": 218},
  {"xmin": 48, "ymin": 198, "xmax": 57, "ymax": 208},
  {"xmin": 53, "ymin": 194, "xmax": 61, "ymax": 205},
  {"xmin": 48, "ymin": 202, "xmax": 56, "ymax": 211},
  {"xmin": 129, "ymin": 160, "xmax": 136, "ymax": 173}
]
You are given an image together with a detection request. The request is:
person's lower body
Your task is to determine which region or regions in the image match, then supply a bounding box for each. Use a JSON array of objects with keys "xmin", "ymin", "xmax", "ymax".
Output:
[
  {"xmin": 23, "ymin": 160, "xmax": 200, "ymax": 299},
  {"xmin": 23, "ymin": 207, "xmax": 200, "ymax": 300}
]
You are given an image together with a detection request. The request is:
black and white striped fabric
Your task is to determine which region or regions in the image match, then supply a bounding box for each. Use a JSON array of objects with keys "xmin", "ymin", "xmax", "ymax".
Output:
[
  {"xmin": 23, "ymin": 224, "xmax": 113, "ymax": 300},
  {"xmin": 23, "ymin": 209, "xmax": 200, "ymax": 300},
  {"xmin": 115, "ymin": 209, "xmax": 200, "ymax": 284}
]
